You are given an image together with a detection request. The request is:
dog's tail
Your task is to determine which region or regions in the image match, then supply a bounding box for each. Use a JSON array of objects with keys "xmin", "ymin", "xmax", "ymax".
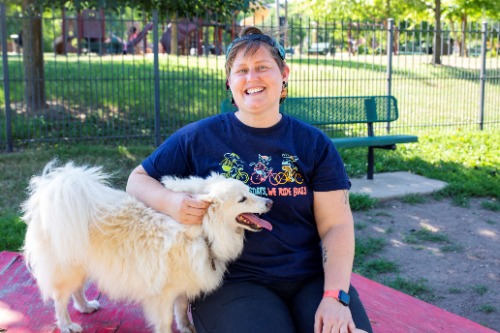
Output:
[{"xmin": 22, "ymin": 160, "xmax": 124, "ymax": 265}]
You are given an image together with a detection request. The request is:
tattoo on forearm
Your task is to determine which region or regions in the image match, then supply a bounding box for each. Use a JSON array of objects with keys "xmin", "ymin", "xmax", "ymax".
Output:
[
  {"xmin": 322, "ymin": 246, "xmax": 328, "ymax": 266},
  {"xmin": 343, "ymin": 190, "xmax": 349, "ymax": 205}
]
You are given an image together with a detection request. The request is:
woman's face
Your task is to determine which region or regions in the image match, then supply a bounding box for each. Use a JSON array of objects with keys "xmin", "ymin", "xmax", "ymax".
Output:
[{"xmin": 228, "ymin": 45, "xmax": 289, "ymax": 116}]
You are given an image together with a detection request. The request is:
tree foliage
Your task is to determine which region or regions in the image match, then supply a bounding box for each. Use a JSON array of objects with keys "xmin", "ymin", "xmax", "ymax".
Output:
[
  {"xmin": 32, "ymin": 0, "xmax": 258, "ymax": 20},
  {"xmin": 296, "ymin": 0, "xmax": 499, "ymax": 23}
]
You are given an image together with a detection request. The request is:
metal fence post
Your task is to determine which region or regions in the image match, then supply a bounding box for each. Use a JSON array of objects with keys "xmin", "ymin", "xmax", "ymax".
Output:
[
  {"xmin": 153, "ymin": 10, "xmax": 162, "ymax": 146},
  {"xmin": 0, "ymin": 3, "xmax": 13, "ymax": 152},
  {"xmin": 386, "ymin": 18, "xmax": 394, "ymax": 133},
  {"xmin": 478, "ymin": 21, "xmax": 487, "ymax": 130}
]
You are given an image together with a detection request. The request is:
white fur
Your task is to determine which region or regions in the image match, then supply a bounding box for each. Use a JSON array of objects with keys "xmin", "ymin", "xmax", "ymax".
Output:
[{"xmin": 22, "ymin": 161, "xmax": 272, "ymax": 333}]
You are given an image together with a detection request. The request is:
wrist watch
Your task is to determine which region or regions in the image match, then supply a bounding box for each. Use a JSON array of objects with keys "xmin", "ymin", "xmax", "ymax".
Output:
[{"xmin": 323, "ymin": 289, "xmax": 350, "ymax": 306}]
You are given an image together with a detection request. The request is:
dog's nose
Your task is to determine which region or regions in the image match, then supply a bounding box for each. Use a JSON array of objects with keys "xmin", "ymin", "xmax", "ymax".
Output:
[{"xmin": 265, "ymin": 199, "xmax": 273, "ymax": 209}]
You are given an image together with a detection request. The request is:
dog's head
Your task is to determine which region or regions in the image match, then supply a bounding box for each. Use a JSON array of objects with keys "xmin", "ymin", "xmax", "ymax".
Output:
[
  {"xmin": 200, "ymin": 173, "xmax": 273, "ymax": 232},
  {"xmin": 161, "ymin": 173, "xmax": 273, "ymax": 232}
]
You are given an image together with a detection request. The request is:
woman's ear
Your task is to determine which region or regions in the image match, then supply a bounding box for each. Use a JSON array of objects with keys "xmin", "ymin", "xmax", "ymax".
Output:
[{"xmin": 282, "ymin": 64, "xmax": 290, "ymax": 81}]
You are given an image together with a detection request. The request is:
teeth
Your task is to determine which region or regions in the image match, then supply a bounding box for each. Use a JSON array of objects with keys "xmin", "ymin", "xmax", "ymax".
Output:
[{"xmin": 246, "ymin": 88, "xmax": 263, "ymax": 94}]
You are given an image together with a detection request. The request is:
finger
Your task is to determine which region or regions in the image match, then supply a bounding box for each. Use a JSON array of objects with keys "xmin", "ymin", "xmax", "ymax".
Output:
[
  {"xmin": 332, "ymin": 321, "xmax": 342, "ymax": 333},
  {"xmin": 187, "ymin": 196, "xmax": 211, "ymax": 209},
  {"xmin": 339, "ymin": 322, "xmax": 349, "ymax": 333},
  {"xmin": 314, "ymin": 316, "xmax": 322, "ymax": 333},
  {"xmin": 348, "ymin": 321, "xmax": 357, "ymax": 332},
  {"xmin": 189, "ymin": 205, "xmax": 210, "ymax": 218},
  {"xmin": 181, "ymin": 213, "xmax": 203, "ymax": 225},
  {"xmin": 322, "ymin": 321, "xmax": 334, "ymax": 333}
]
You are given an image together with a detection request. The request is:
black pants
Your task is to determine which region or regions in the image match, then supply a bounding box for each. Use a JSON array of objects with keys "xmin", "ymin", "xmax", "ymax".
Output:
[{"xmin": 191, "ymin": 274, "xmax": 373, "ymax": 333}]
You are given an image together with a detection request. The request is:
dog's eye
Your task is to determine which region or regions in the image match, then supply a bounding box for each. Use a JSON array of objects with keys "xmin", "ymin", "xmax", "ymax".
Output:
[{"xmin": 238, "ymin": 196, "xmax": 247, "ymax": 203}]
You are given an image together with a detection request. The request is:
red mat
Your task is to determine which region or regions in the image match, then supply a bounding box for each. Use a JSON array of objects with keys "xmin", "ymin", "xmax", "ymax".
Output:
[{"xmin": 0, "ymin": 251, "xmax": 496, "ymax": 333}]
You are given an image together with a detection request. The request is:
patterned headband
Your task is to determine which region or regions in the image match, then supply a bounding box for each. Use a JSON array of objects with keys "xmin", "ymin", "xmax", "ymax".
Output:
[{"xmin": 226, "ymin": 34, "xmax": 286, "ymax": 61}]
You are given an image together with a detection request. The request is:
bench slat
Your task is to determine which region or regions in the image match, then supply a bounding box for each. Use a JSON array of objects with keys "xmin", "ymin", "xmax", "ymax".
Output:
[
  {"xmin": 333, "ymin": 135, "xmax": 418, "ymax": 148},
  {"xmin": 352, "ymin": 274, "xmax": 497, "ymax": 333},
  {"xmin": 0, "ymin": 252, "xmax": 496, "ymax": 333},
  {"xmin": 221, "ymin": 96, "xmax": 399, "ymax": 124}
]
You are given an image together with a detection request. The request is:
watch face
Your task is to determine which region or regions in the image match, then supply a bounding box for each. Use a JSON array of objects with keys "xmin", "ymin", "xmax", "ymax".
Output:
[{"xmin": 338, "ymin": 290, "xmax": 351, "ymax": 306}]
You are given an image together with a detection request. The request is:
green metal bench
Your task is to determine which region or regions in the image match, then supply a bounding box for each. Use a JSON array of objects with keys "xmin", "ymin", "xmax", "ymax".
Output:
[{"xmin": 221, "ymin": 96, "xmax": 418, "ymax": 180}]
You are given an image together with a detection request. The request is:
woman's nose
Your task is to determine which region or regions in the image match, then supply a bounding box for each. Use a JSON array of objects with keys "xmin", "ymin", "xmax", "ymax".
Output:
[{"xmin": 245, "ymin": 69, "xmax": 259, "ymax": 81}]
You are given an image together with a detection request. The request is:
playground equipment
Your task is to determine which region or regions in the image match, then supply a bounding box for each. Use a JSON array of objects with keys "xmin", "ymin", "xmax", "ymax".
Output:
[
  {"xmin": 54, "ymin": 9, "xmax": 151, "ymax": 55},
  {"xmin": 54, "ymin": 10, "xmax": 239, "ymax": 56},
  {"xmin": 55, "ymin": 9, "xmax": 106, "ymax": 54},
  {"xmin": 124, "ymin": 23, "xmax": 153, "ymax": 54},
  {"xmin": 160, "ymin": 19, "xmax": 241, "ymax": 56}
]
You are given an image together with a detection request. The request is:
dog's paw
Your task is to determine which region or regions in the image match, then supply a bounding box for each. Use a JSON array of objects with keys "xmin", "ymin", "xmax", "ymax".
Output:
[
  {"xmin": 60, "ymin": 322, "xmax": 83, "ymax": 333},
  {"xmin": 74, "ymin": 299, "xmax": 100, "ymax": 313}
]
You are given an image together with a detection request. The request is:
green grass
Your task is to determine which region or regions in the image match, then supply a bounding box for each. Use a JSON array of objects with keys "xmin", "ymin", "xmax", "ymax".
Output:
[
  {"xmin": 343, "ymin": 129, "xmax": 500, "ymax": 198},
  {"xmin": 473, "ymin": 285, "xmax": 488, "ymax": 296},
  {"xmin": 0, "ymin": 212, "xmax": 26, "ymax": 252},
  {"xmin": 359, "ymin": 258, "xmax": 399, "ymax": 278},
  {"xmin": 354, "ymin": 237, "xmax": 387, "ymax": 269},
  {"xmin": 403, "ymin": 227, "xmax": 450, "ymax": 244},
  {"xmin": 0, "ymin": 144, "xmax": 153, "ymax": 251},
  {"xmin": 448, "ymin": 287, "xmax": 463, "ymax": 294},
  {"xmin": 401, "ymin": 194, "xmax": 427, "ymax": 205},
  {"xmin": 481, "ymin": 199, "xmax": 500, "ymax": 212},
  {"xmin": 440, "ymin": 244, "xmax": 464, "ymax": 253},
  {"xmin": 477, "ymin": 304, "xmax": 497, "ymax": 314},
  {"xmin": 349, "ymin": 193, "xmax": 378, "ymax": 211},
  {"xmin": 387, "ymin": 276, "xmax": 435, "ymax": 302}
]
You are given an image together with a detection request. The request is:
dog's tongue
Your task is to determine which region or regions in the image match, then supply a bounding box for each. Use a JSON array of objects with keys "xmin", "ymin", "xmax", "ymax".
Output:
[{"xmin": 241, "ymin": 213, "xmax": 273, "ymax": 231}]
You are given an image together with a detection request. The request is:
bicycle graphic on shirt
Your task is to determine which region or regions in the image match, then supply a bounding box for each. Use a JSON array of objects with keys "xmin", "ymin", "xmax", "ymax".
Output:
[
  {"xmin": 250, "ymin": 154, "xmax": 304, "ymax": 185},
  {"xmin": 220, "ymin": 153, "xmax": 249, "ymax": 183}
]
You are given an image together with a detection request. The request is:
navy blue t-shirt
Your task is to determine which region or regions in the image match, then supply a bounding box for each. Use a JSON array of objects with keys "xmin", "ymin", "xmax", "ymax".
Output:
[{"xmin": 142, "ymin": 112, "xmax": 351, "ymax": 283}]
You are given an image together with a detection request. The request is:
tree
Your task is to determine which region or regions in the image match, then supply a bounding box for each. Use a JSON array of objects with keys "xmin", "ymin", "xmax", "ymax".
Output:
[
  {"xmin": 22, "ymin": 0, "xmax": 46, "ymax": 110},
  {"xmin": 296, "ymin": 0, "xmax": 499, "ymax": 64},
  {"xmin": 21, "ymin": 0, "xmax": 255, "ymax": 111},
  {"xmin": 433, "ymin": 0, "xmax": 442, "ymax": 64},
  {"xmin": 445, "ymin": 0, "xmax": 500, "ymax": 57}
]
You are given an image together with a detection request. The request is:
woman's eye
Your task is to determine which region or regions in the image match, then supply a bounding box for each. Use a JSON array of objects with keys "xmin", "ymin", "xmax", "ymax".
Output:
[{"xmin": 238, "ymin": 196, "xmax": 247, "ymax": 203}]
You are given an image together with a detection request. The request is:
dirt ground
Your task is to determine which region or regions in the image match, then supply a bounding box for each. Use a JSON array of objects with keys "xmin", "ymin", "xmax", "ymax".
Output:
[{"xmin": 353, "ymin": 197, "xmax": 500, "ymax": 331}]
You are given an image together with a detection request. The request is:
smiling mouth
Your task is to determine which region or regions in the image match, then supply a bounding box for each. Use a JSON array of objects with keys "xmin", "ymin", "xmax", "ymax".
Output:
[
  {"xmin": 236, "ymin": 213, "xmax": 272, "ymax": 231},
  {"xmin": 245, "ymin": 88, "xmax": 264, "ymax": 95}
]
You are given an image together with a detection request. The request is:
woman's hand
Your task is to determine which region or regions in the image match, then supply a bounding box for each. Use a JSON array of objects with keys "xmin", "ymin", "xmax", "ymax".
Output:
[
  {"xmin": 169, "ymin": 192, "xmax": 210, "ymax": 225},
  {"xmin": 314, "ymin": 297, "xmax": 356, "ymax": 333}
]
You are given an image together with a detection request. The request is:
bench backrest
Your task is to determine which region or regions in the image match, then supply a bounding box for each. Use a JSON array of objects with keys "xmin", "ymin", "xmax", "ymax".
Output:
[{"xmin": 221, "ymin": 96, "xmax": 399, "ymax": 126}]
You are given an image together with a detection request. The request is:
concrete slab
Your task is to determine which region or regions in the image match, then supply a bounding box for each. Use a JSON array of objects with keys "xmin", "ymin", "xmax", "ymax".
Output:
[{"xmin": 350, "ymin": 172, "xmax": 448, "ymax": 201}]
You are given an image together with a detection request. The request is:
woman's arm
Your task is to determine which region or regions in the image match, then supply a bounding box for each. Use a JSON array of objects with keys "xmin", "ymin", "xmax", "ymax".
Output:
[
  {"xmin": 126, "ymin": 165, "xmax": 209, "ymax": 225},
  {"xmin": 314, "ymin": 189, "xmax": 357, "ymax": 333}
]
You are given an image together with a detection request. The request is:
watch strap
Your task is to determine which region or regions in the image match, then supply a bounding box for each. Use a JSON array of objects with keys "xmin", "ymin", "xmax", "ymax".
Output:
[
  {"xmin": 323, "ymin": 289, "xmax": 341, "ymax": 299},
  {"xmin": 323, "ymin": 289, "xmax": 350, "ymax": 306}
]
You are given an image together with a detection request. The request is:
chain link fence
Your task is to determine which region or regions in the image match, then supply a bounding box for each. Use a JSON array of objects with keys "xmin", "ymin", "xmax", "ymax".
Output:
[{"xmin": 1, "ymin": 5, "xmax": 499, "ymax": 151}]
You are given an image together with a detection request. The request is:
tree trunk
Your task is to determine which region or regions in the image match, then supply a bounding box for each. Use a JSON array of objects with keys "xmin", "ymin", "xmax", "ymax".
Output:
[
  {"xmin": 432, "ymin": 0, "xmax": 442, "ymax": 64},
  {"xmin": 461, "ymin": 14, "xmax": 468, "ymax": 57},
  {"xmin": 171, "ymin": 14, "xmax": 178, "ymax": 55},
  {"xmin": 22, "ymin": 0, "xmax": 46, "ymax": 111}
]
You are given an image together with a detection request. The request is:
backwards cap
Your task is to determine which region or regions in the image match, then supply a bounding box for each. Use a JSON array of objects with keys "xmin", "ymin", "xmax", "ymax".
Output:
[{"xmin": 226, "ymin": 34, "xmax": 286, "ymax": 61}]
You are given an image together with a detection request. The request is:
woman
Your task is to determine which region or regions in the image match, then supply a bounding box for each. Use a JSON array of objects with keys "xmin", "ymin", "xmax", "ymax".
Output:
[{"xmin": 126, "ymin": 26, "xmax": 372, "ymax": 333}]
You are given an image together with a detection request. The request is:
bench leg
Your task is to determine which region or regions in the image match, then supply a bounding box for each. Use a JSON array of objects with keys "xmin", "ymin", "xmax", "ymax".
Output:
[{"xmin": 367, "ymin": 147, "xmax": 374, "ymax": 180}]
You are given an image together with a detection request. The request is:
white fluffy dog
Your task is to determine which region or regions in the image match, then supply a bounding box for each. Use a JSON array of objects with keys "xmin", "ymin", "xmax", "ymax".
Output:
[{"xmin": 22, "ymin": 161, "xmax": 273, "ymax": 333}]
